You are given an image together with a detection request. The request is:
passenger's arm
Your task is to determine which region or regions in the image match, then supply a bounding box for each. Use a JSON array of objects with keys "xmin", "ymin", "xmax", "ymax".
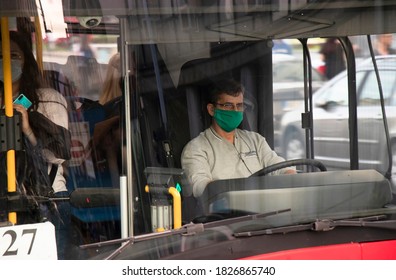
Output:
[
  {"xmin": 35, "ymin": 89, "xmax": 70, "ymax": 164},
  {"xmin": 40, "ymin": 89, "xmax": 69, "ymax": 129}
]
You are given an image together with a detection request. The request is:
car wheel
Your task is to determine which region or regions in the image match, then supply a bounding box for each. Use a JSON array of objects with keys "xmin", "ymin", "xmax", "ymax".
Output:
[{"xmin": 284, "ymin": 129, "xmax": 305, "ymax": 160}]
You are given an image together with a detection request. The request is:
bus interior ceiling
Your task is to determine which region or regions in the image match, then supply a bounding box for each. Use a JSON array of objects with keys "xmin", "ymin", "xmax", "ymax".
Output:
[{"xmin": 60, "ymin": 1, "xmax": 396, "ymax": 38}]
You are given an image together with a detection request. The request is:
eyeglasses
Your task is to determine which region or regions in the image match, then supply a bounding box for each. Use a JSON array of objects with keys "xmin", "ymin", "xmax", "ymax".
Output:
[{"xmin": 215, "ymin": 102, "xmax": 246, "ymax": 111}]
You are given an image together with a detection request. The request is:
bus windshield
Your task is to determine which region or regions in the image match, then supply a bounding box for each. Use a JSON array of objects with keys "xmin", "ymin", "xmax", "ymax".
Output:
[{"xmin": 1, "ymin": 0, "xmax": 396, "ymax": 261}]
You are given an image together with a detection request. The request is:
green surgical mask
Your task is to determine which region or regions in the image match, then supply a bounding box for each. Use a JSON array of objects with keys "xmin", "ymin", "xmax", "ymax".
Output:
[{"xmin": 214, "ymin": 108, "xmax": 243, "ymax": 132}]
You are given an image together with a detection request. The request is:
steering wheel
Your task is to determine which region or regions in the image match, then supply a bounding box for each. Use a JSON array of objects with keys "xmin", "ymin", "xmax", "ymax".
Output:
[{"xmin": 250, "ymin": 158, "xmax": 327, "ymax": 177}]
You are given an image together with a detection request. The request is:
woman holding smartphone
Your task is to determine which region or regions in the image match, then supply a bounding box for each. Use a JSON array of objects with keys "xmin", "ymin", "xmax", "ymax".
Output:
[{"xmin": 0, "ymin": 30, "xmax": 71, "ymax": 259}]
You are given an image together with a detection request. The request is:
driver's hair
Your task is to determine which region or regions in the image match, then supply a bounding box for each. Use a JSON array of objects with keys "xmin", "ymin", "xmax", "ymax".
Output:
[{"xmin": 208, "ymin": 79, "xmax": 244, "ymax": 104}]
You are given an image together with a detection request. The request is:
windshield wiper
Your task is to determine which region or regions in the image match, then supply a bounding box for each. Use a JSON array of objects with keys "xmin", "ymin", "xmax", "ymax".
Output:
[
  {"xmin": 234, "ymin": 215, "xmax": 396, "ymax": 237},
  {"xmin": 202, "ymin": 208, "xmax": 291, "ymax": 229},
  {"xmin": 81, "ymin": 208, "xmax": 291, "ymax": 259},
  {"xmin": 86, "ymin": 208, "xmax": 292, "ymax": 249}
]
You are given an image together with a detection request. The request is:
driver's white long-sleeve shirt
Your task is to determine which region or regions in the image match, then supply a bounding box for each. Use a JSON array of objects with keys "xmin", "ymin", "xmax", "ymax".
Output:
[{"xmin": 181, "ymin": 128, "xmax": 295, "ymax": 197}]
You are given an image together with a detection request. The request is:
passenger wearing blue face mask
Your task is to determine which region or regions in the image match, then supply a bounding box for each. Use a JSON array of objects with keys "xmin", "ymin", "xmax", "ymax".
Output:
[
  {"xmin": 1, "ymin": 31, "xmax": 70, "ymax": 193},
  {"xmin": 0, "ymin": 54, "xmax": 23, "ymax": 83},
  {"xmin": 0, "ymin": 31, "xmax": 72, "ymax": 259},
  {"xmin": 181, "ymin": 79, "xmax": 296, "ymax": 198}
]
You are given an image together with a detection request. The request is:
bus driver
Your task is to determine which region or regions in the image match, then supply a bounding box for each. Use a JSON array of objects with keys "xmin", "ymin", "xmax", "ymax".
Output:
[{"xmin": 181, "ymin": 79, "xmax": 296, "ymax": 198}]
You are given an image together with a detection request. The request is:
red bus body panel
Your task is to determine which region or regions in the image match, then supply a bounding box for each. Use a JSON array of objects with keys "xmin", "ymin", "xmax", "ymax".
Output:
[{"xmin": 241, "ymin": 240, "xmax": 396, "ymax": 260}]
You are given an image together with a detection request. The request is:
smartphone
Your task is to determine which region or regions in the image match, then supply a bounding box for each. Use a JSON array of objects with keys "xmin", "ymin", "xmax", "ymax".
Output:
[{"xmin": 13, "ymin": 93, "xmax": 32, "ymax": 109}]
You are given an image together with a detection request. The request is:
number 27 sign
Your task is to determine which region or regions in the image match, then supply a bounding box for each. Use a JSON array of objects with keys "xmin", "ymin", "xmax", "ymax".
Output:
[{"xmin": 0, "ymin": 222, "xmax": 57, "ymax": 260}]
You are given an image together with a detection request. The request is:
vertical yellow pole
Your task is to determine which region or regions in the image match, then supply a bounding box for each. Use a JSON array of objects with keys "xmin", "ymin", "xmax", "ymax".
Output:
[
  {"xmin": 1, "ymin": 18, "xmax": 17, "ymax": 224},
  {"xmin": 34, "ymin": 16, "xmax": 43, "ymax": 73}
]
